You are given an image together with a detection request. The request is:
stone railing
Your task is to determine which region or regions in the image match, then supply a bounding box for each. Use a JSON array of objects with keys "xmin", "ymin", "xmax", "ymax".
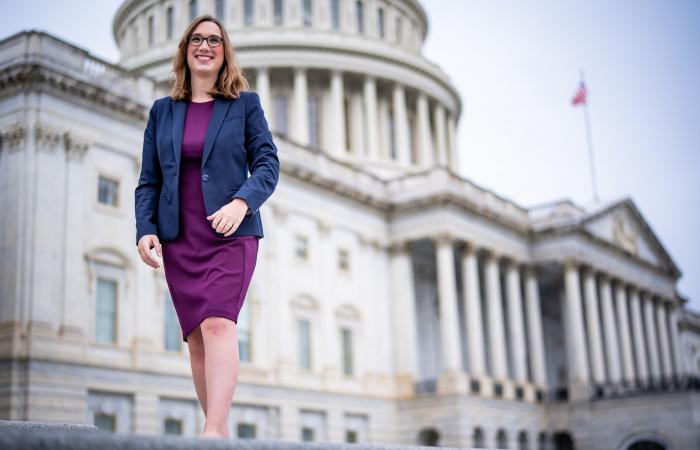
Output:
[{"xmin": 0, "ymin": 420, "xmax": 494, "ymax": 450}]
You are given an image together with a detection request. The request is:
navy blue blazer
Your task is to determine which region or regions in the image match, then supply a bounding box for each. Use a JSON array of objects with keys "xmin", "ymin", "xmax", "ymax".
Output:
[{"xmin": 134, "ymin": 91, "xmax": 280, "ymax": 246}]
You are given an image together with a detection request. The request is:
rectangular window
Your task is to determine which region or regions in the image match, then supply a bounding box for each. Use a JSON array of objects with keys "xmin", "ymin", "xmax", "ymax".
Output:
[
  {"xmin": 238, "ymin": 303, "xmax": 251, "ymax": 362},
  {"xmin": 216, "ymin": 0, "xmax": 225, "ymax": 19},
  {"xmin": 355, "ymin": 0, "xmax": 364, "ymax": 34},
  {"xmin": 341, "ymin": 327, "xmax": 353, "ymax": 375},
  {"xmin": 330, "ymin": 0, "xmax": 340, "ymax": 30},
  {"xmin": 377, "ymin": 7, "xmax": 384, "ymax": 38},
  {"xmin": 301, "ymin": 426, "xmax": 314, "ymax": 441},
  {"xmin": 94, "ymin": 413, "xmax": 116, "ymax": 432},
  {"xmin": 163, "ymin": 418, "xmax": 183, "ymax": 435},
  {"xmin": 303, "ymin": 0, "xmax": 313, "ymax": 26},
  {"xmin": 338, "ymin": 248, "xmax": 350, "ymax": 271},
  {"xmin": 273, "ymin": 0, "xmax": 283, "ymax": 25},
  {"xmin": 294, "ymin": 234, "xmax": 308, "ymax": 259},
  {"xmin": 164, "ymin": 291, "xmax": 181, "ymax": 351},
  {"xmin": 98, "ymin": 175, "xmax": 119, "ymax": 206},
  {"xmin": 298, "ymin": 319, "xmax": 311, "ymax": 369},
  {"xmin": 148, "ymin": 16, "xmax": 154, "ymax": 46},
  {"xmin": 244, "ymin": 0, "xmax": 254, "ymax": 26},
  {"xmin": 346, "ymin": 430, "xmax": 358, "ymax": 443},
  {"xmin": 237, "ymin": 423, "xmax": 256, "ymax": 438},
  {"xmin": 96, "ymin": 278, "xmax": 117, "ymax": 343},
  {"xmin": 166, "ymin": 7, "xmax": 174, "ymax": 39}
]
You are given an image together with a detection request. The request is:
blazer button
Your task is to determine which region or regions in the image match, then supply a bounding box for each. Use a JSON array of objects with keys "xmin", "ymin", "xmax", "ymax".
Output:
[{"xmin": 202, "ymin": 174, "xmax": 209, "ymax": 182}]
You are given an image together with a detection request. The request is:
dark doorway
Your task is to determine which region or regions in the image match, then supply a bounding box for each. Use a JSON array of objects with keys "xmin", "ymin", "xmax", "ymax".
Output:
[{"xmin": 417, "ymin": 427, "xmax": 440, "ymax": 447}]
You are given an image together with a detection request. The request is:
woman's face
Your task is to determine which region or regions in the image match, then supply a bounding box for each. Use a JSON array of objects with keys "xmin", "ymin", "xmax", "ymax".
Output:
[{"xmin": 186, "ymin": 21, "xmax": 225, "ymax": 79}]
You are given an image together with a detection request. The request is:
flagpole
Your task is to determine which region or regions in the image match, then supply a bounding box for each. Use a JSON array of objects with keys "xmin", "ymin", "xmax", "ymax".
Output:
[{"xmin": 579, "ymin": 69, "xmax": 600, "ymax": 203}]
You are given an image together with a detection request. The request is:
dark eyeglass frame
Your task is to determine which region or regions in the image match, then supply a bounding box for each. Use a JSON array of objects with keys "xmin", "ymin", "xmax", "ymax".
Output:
[{"xmin": 188, "ymin": 33, "xmax": 224, "ymax": 48}]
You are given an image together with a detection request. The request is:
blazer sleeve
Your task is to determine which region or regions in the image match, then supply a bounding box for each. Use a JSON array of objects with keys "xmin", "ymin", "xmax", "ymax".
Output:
[
  {"xmin": 134, "ymin": 99, "xmax": 162, "ymax": 246},
  {"xmin": 230, "ymin": 92, "xmax": 280, "ymax": 216}
]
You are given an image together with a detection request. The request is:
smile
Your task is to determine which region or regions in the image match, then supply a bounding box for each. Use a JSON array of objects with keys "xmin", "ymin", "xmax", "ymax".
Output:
[{"xmin": 195, "ymin": 55, "xmax": 213, "ymax": 62}]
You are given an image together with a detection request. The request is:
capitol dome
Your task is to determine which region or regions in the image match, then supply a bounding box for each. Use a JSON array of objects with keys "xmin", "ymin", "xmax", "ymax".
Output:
[{"xmin": 112, "ymin": 0, "xmax": 462, "ymax": 178}]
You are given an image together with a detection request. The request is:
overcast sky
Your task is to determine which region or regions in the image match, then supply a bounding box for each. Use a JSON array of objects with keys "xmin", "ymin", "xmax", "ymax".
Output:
[{"xmin": 2, "ymin": 0, "xmax": 698, "ymax": 311}]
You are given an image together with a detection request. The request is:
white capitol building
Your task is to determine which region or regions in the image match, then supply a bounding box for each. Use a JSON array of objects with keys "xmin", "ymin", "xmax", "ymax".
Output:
[{"xmin": 0, "ymin": 1, "xmax": 699, "ymax": 449}]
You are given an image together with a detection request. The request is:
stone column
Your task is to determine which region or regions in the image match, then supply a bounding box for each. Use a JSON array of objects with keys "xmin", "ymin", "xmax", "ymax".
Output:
[
  {"xmin": 447, "ymin": 112, "xmax": 459, "ymax": 173},
  {"xmin": 582, "ymin": 267, "xmax": 606, "ymax": 384},
  {"xmin": 655, "ymin": 300, "xmax": 674, "ymax": 378},
  {"xmin": 292, "ymin": 67, "xmax": 309, "ymax": 145},
  {"xmin": 363, "ymin": 75, "xmax": 379, "ymax": 160},
  {"xmin": 461, "ymin": 243, "xmax": 486, "ymax": 379},
  {"xmin": 599, "ymin": 274, "xmax": 622, "ymax": 383},
  {"xmin": 256, "ymin": 67, "xmax": 271, "ymax": 128},
  {"xmin": 504, "ymin": 258, "xmax": 527, "ymax": 383},
  {"xmin": 667, "ymin": 303, "xmax": 684, "ymax": 376},
  {"xmin": 416, "ymin": 92, "xmax": 432, "ymax": 167},
  {"xmin": 388, "ymin": 239, "xmax": 419, "ymax": 396},
  {"xmin": 524, "ymin": 267, "xmax": 547, "ymax": 386},
  {"xmin": 615, "ymin": 281, "xmax": 636, "ymax": 382},
  {"xmin": 434, "ymin": 233, "xmax": 467, "ymax": 393},
  {"xmin": 330, "ymin": 70, "xmax": 346, "ymax": 154},
  {"xmin": 628, "ymin": 286, "xmax": 649, "ymax": 381},
  {"xmin": 562, "ymin": 259, "xmax": 589, "ymax": 388},
  {"xmin": 642, "ymin": 292, "xmax": 661, "ymax": 379},
  {"xmin": 392, "ymin": 82, "xmax": 411, "ymax": 165},
  {"xmin": 433, "ymin": 103, "xmax": 447, "ymax": 166},
  {"xmin": 484, "ymin": 250, "xmax": 508, "ymax": 380}
]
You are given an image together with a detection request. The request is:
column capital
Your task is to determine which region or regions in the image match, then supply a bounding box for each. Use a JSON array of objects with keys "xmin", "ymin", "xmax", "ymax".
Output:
[
  {"xmin": 598, "ymin": 271, "xmax": 611, "ymax": 283},
  {"xmin": 388, "ymin": 239, "xmax": 411, "ymax": 255},
  {"xmin": 523, "ymin": 265, "xmax": 537, "ymax": 278},
  {"xmin": 483, "ymin": 248, "xmax": 501, "ymax": 262},
  {"xmin": 628, "ymin": 285, "xmax": 640, "ymax": 296},
  {"xmin": 502, "ymin": 255, "xmax": 521, "ymax": 271},
  {"xmin": 562, "ymin": 257, "xmax": 579, "ymax": 271},
  {"xmin": 432, "ymin": 231, "xmax": 455, "ymax": 247},
  {"xmin": 459, "ymin": 240, "xmax": 478, "ymax": 257},
  {"xmin": 293, "ymin": 66, "xmax": 307, "ymax": 76}
]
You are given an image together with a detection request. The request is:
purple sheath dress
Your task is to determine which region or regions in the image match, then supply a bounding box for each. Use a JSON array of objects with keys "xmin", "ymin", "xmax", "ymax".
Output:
[{"xmin": 162, "ymin": 99, "xmax": 259, "ymax": 342}]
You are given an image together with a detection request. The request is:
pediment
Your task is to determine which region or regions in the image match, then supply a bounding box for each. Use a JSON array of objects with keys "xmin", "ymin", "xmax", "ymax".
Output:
[{"xmin": 580, "ymin": 198, "xmax": 679, "ymax": 276}]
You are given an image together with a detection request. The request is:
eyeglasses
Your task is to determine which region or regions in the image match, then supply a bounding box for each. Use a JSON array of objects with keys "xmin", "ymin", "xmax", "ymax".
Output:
[{"xmin": 188, "ymin": 34, "xmax": 223, "ymax": 48}]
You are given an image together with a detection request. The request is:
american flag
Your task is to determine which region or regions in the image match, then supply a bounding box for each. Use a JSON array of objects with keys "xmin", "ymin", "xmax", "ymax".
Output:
[{"xmin": 571, "ymin": 81, "xmax": 587, "ymax": 106}]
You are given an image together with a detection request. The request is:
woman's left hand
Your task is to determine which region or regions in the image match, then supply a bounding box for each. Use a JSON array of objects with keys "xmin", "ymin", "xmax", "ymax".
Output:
[{"xmin": 207, "ymin": 198, "xmax": 249, "ymax": 237}]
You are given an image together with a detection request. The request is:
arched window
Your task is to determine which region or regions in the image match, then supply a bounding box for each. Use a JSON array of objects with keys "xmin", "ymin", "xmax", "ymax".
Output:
[
  {"xmin": 147, "ymin": 15, "xmax": 154, "ymax": 46},
  {"xmin": 215, "ymin": 0, "xmax": 225, "ymax": 19},
  {"xmin": 166, "ymin": 6, "xmax": 174, "ymax": 40},
  {"xmin": 273, "ymin": 0, "xmax": 284, "ymax": 25},
  {"xmin": 355, "ymin": 0, "xmax": 364, "ymax": 34},
  {"xmin": 330, "ymin": 0, "xmax": 340, "ymax": 30},
  {"xmin": 518, "ymin": 430, "xmax": 529, "ymax": 450},
  {"xmin": 303, "ymin": 0, "xmax": 313, "ymax": 26},
  {"xmin": 496, "ymin": 428, "xmax": 508, "ymax": 449},
  {"xmin": 244, "ymin": 0, "xmax": 254, "ymax": 26},
  {"xmin": 189, "ymin": 0, "xmax": 197, "ymax": 21},
  {"xmin": 377, "ymin": 7, "xmax": 385, "ymax": 38},
  {"xmin": 472, "ymin": 427, "xmax": 485, "ymax": 448}
]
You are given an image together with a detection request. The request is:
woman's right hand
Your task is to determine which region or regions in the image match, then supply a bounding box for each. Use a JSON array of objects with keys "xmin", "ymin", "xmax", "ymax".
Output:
[{"xmin": 137, "ymin": 234, "xmax": 162, "ymax": 269}]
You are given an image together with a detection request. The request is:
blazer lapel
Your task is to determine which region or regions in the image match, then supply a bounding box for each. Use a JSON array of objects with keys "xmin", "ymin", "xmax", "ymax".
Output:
[
  {"xmin": 201, "ymin": 97, "xmax": 232, "ymax": 168},
  {"xmin": 171, "ymin": 99, "xmax": 187, "ymax": 172},
  {"xmin": 171, "ymin": 97, "xmax": 233, "ymax": 170}
]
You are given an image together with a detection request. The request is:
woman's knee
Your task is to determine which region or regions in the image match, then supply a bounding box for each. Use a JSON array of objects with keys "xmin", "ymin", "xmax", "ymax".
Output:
[{"xmin": 200, "ymin": 316, "xmax": 235, "ymax": 337}]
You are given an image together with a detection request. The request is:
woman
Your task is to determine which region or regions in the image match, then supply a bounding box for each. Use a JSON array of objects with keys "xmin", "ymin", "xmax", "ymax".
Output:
[{"xmin": 134, "ymin": 15, "xmax": 279, "ymax": 438}]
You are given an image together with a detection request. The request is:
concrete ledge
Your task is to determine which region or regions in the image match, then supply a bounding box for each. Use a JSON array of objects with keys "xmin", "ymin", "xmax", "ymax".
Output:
[
  {"xmin": 0, "ymin": 420, "xmax": 98, "ymax": 433},
  {"xmin": 0, "ymin": 429, "xmax": 473, "ymax": 450}
]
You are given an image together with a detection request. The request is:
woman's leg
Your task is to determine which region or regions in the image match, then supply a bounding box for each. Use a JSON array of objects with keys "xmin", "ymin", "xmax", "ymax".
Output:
[
  {"xmin": 200, "ymin": 316, "xmax": 239, "ymax": 437},
  {"xmin": 186, "ymin": 327, "xmax": 208, "ymax": 417}
]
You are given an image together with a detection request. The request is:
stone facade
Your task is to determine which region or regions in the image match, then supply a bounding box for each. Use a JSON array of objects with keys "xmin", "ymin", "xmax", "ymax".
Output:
[{"xmin": 0, "ymin": 1, "xmax": 698, "ymax": 449}]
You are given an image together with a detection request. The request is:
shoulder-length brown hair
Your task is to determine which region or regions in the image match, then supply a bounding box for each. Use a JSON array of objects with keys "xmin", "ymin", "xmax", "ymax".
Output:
[{"xmin": 170, "ymin": 15, "xmax": 249, "ymax": 100}]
